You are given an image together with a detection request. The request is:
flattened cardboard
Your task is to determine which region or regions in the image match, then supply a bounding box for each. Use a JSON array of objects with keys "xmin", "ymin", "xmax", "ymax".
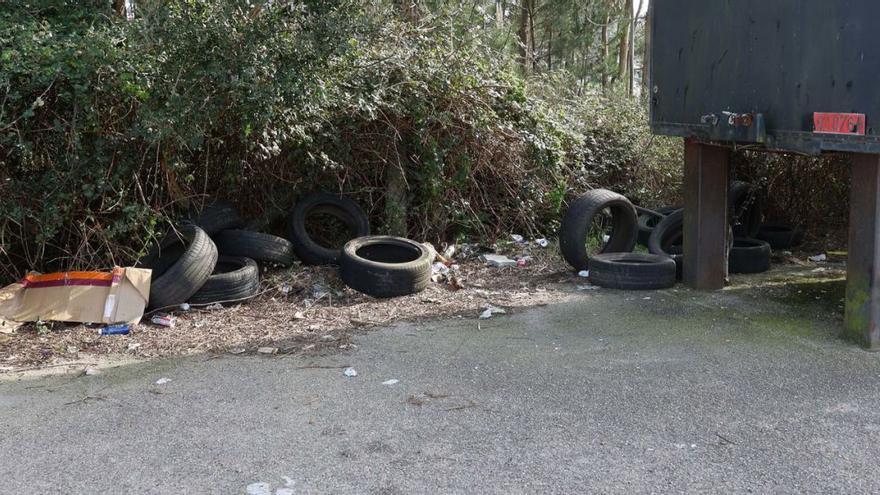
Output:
[{"xmin": 0, "ymin": 267, "xmax": 152, "ymax": 333}]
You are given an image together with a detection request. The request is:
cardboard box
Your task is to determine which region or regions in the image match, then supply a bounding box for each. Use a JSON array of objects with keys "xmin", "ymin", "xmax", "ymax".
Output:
[{"xmin": 0, "ymin": 267, "xmax": 151, "ymax": 333}]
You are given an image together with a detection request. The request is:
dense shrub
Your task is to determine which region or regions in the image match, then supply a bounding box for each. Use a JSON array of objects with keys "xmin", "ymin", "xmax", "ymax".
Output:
[{"xmin": 0, "ymin": 1, "xmax": 678, "ymax": 283}]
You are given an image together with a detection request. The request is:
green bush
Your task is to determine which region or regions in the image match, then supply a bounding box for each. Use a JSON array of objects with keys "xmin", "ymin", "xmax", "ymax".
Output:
[{"xmin": 0, "ymin": 1, "xmax": 678, "ymax": 283}]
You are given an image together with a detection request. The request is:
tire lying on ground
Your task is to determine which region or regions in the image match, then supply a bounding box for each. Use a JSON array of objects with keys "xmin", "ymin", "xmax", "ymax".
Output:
[
  {"xmin": 138, "ymin": 224, "xmax": 218, "ymax": 309},
  {"xmin": 756, "ymin": 224, "xmax": 803, "ymax": 249},
  {"xmin": 588, "ymin": 253, "xmax": 677, "ymax": 290},
  {"xmin": 188, "ymin": 256, "xmax": 261, "ymax": 305},
  {"xmin": 287, "ymin": 193, "xmax": 371, "ymax": 265},
  {"xmin": 729, "ymin": 238, "xmax": 771, "ymax": 274},
  {"xmin": 213, "ymin": 230, "xmax": 295, "ymax": 267},
  {"xmin": 187, "ymin": 200, "xmax": 245, "ymax": 236},
  {"xmin": 637, "ymin": 205, "xmax": 679, "ymax": 246},
  {"xmin": 339, "ymin": 236, "xmax": 432, "ymax": 298},
  {"xmin": 559, "ymin": 189, "xmax": 639, "ymax": 271},
  {"xmin": 729, "ymin": 181, "xmax": 762, "ymax": 238}
]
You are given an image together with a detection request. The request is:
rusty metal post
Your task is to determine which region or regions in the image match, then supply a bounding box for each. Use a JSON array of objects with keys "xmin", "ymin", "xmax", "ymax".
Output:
[
  {"xmin": 682, "ymin": 140, "xmax": 730, "ymax": 290},
  {"xmin": 845, "ymin": 154, "xmax": 880, "ymax": 349}
]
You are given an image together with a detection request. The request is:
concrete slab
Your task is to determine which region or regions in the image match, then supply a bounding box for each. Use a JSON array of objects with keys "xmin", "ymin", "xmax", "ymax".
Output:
[{"xmin": 1, "ymin": 269, "xmax": 878, "ymax": 493}]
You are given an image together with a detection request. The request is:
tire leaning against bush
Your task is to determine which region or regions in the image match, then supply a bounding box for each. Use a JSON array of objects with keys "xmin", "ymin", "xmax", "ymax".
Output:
[
  {"xmin": 339, "ymin": 236, "xmax": 432, "ymax": 298},
  {"xmin": 138, "ymin": 224, "xmax": 218, "ymax": 309},
  {"xmin": 188, "ymin": 200, "xmax": 245, "ymax": 237},
  {"xmin": 188, "ymin": 256, "xmax": 261, "ymax": 305},
  {"xmin": 213, "ymin": 230, "xmax": 295, "ymax": 267},
  {"xmin": 729, "ymin": 181, "xmax": 762, "ymax": 238},
  {"xmin": 559, "ymin": 189, "xmax": 639, "ymax": 271},
  {"xmin": 729, "ymin": 238, "xmax": 771, "ymax": 274},
  {"xmin": 287, "ymin": 193, "xmax": 371, "ymax": 265},
  {"xmin": 588, "ymin": 253, "xmax": 677, "ymax": 290}
]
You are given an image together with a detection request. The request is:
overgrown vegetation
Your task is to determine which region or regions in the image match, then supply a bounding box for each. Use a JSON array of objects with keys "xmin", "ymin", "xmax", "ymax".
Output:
[{"xmin": 0, "ymin": 0, "xmax": 684, "ymax": 282}]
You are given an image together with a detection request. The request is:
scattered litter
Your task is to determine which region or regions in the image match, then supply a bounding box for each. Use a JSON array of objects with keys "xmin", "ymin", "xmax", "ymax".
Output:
[
  {"xmin": 302, "ymin": 344, "xmax": 316, "ymax": 351},
  {"xmin": 321, "ymin": 334, "xmax": 336, "ymax": 341},
  {"xmin": 479, "ymin": 305, "xmax": 507, "ymax": 319},
  {"xmin": 577, "ymin": 284, "xmax": 599, "ymax": 291},
  {"xmin": 127, "ymin": 342, "xmax": 141, "ymax": 352},
  {"xmin": 97, "ymin": 324, "xmax": 130, "ymax": 336},
  {"xmin": 809, "ymin": 253, "xmax": 827, "ymax": 262},
  {"xmin": 150, "ymin": 314, "xmax": 176, "ymax": 327},
  {"xmin": 343, "ymin": 367, "xmax": 358, "ymax": 377},
  {"xmin": 442, "ymin": 244, "xmax": 456, "ymax": 259},
  {"xmin": 280, "ymin": 283, "xmax": 292, "ymax": 295},
  {"xmin": 246, "ymin": 482, "xmax": 272, "ymax": 495},
  {"xmin": 535, "ymin": 238, "xmax": 549, "ymax": 248},
  {"xmin": 257, "ymin": 346, "xmax": 278, "ymax": 355},
  {"xmin": 84, "ymin": 367, "xmax": 101, "ymax": 376},
  {"xmin": 312, "ymin": 284, "xmax": 330, "ymax": 299},
  {"xmin": 155, "ymin": 377, "xmax": 172, "ymax": 385},
  {"xmin": 480, "ymin": 254, "xmax": 517, "ymax": 268},
  {"xmin": 782, "ymin": 250, "xmax": 793, "ymax": 256},
  {"xmin": 510, "ymin": 234, "xmax": 525, "ymax": 243},
  {"xmin": 643, "ymin": 297, "xmax": 651, "ymax": 300},
  {"xmin": 67, "ymin": 345, "xmax": 79, "ymax": 354},
  {"xmin": 603, "ymin": 234, "xmax": 611, "ymax": 243},
  {"xmin": 578, "ymin": 270, "xmax": 590, "ymax": 278},
  {"xmin": 382, "ymin": 379, "xmax": 400, "ymax": 385},
  {"xmin": 205, "ymin": 303, "xmax": 223, "ymax": 311},
  {"xmin": 229, "ymin": 346, "xmax": 246, "ymax": 355},
  {"xmin": 431, "ymin": 262, "xmax": 451, "ymax": 283},
  {"xmin": 516, "ymin": 256, "xmax": 533, "ymax": 267},
  {"xmin": 293, "ymin": 311, "xmax": 306, "ymax": 320},
  {"xmin": 179, "ymin": 303, "xmax": 191, "ymax": 311}
]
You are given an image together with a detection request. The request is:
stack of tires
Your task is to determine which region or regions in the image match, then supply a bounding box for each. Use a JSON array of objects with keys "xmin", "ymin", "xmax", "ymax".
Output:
[
  {"xmin": 138, "ymin": 200, "xmax": 291, "ymax": 310},
  {"xmin": 284, "ymin": 193, "xmax": 432, "ymax": 299},
  {"xmin": 139, "ymin": 193, "xmax": 437, "ymax": 309},
  {"xmin": 560, "ymin": 181, "xmax": 782, "ymax": 290},
  {"xmin": 559, "ymin": 189, "xmax": 677, "ymax": 290}
]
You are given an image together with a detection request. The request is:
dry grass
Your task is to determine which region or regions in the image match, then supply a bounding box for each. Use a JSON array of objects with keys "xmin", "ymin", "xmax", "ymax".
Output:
[{"xmin": 0, "ymin": 244, "xmax": 579, "ymax": 371}]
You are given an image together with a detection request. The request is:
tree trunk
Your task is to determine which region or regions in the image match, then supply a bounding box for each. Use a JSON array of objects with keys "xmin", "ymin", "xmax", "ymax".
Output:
[
  {"xmin": 395, "ymin": 0, "xmax": 419, "ymax": 22},
  {"xmin": 617, "ymin": 0, "xmax": 633, "ymax": 84},
  {"xmin": 601, "ymin": 11, "xmax": 610, "ymax": 90},
  {"xmin": 641, "ymin": 2, "xmax": 651, "ymax": 97},
  {"xmin": 517, "ymin": 0, "xmax": 533, "ymax": 74}
]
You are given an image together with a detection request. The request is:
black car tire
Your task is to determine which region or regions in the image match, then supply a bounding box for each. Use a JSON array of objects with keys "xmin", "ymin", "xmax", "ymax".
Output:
[
  {"xmin": 287, "ymin": 193, "xmax": 371, "ymax": 265},
  {"xmin": 339, "ymin": 236, "xmax": 432, "ymax": 298},
  {"xmin": 729, "ymin": 181, "xmax": 762, "ymax": 238},
  {"xmin": 188, "ymin": 256, "xmax": 260, "ymax": 305},
  {"xmin": 637, "ymin": 205, "xmax": 679, "ymax": 246},
  {"xmin": 729, "ymin": 238, "xmax": 772, "ymax": 274},
  {"xmin": 138, "ymin": 224, "xmax": 218, "ymax": 309},
  {"xmin": 188, "ymin": 200, "xmax": 245, "ymax": 237},
  {"xmin": 588, "ymin": 253, "xmax": 677, "ymax": 290},
  {"xmin": 756, "ymin": 224, "xmax": 804, "ymax": 249},
  {"xmin": 213, "ymin": 230, "xmax": 295, "ymax": 267},
  {"xmin": 559, "ymin": 189, "xmax": 639, "ymax": 271}
]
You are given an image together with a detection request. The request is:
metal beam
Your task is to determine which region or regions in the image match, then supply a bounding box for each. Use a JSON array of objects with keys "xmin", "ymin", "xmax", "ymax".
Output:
[
  {"xmin": 845, "ymin": 154, "xmax": 880, "ymax": 349},
  {"xmin": 682, "ymin": 140, "xmax": 730, "ymax": 290}
]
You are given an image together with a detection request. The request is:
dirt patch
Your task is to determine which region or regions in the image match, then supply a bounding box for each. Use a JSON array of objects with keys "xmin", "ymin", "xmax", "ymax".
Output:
[{"xmin": 0, "ymin": 245, "xmax": 580, "ymax": 372}]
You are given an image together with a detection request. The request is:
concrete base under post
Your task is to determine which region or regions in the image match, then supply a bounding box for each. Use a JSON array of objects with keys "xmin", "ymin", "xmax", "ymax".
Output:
[
  {"xmin": 682, "ymin": 140, "xmax": 730, "ymax": 290},
  {"xmin": 845, "ymin": 153, "xmax": 880, "ymax": 349}
]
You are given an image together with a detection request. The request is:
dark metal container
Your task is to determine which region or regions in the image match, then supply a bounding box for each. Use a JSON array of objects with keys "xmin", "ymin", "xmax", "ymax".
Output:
[{"xmin": 649, "ymin": 0, "xmax": 880, "ymax": 154}]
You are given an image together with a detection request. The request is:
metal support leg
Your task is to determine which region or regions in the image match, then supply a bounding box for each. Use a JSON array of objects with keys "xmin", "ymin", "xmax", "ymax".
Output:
[
  {"xmin": 682, "ymin": 140, "xmax": 730, "ymax": 290},
  {"xmin": 845, "ymin": 154, "xmax": 880, "ymax": 349}
]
